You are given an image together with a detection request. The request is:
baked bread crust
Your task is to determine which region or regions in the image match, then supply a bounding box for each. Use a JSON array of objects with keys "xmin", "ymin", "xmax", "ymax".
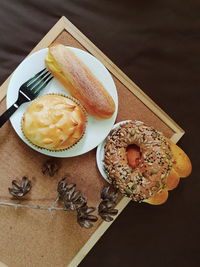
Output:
[
  {"xmin": 145, "ymin": 138, "xmax": 192, "ymax": 204},
  {"xmin": 45, "ymin": 43, "xmax": 115, "ymax": 119},
  {"xmin": 22, "ymin": 95, "xmax": 86, "ymax": 151},
  {"xmin": 104, "ymin": 121, "xmax": 173, "ymax": 202},
  {"xmin": 165, "ymin": 137, "xmax": 192, "ymax": 178},
  {"xmin": 104, "ymin": 121, "xmax": 192, "ymax": 205}
]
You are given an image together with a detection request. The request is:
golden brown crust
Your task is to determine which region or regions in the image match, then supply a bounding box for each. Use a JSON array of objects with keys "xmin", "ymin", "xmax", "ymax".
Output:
[
  {"xmin": 144, "ymin": 138, "xmax": 192, "ymax": 204},
  {"xmin": 143, "ymin": 189, "xmax": 168, "ymax": 205},
  {"xmin": 22, "ymin": 95, "xmax": 86, "ymax": 151},
  {"xmin": 165, "ymin": 138, "xmax": 192, "ymax": 178},
  {"xmin": 166, "ymin": 168, "xmax": 180, "ymax": 190},
  {"xmin": 104, "ymin": 122, "xmax": 192, "ymax": 205},
  {"xmin": 104, "ymin": 121, "xmax": 173, "ymax": 202},
  {"xmin": 45, "ymin": 43, "xmax": 116, "ymax": 119}
]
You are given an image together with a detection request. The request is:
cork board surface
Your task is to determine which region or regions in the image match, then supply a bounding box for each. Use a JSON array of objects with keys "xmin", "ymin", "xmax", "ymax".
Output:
[{"xmin": 0, "ymin": 22, "xmax": 179, "ymax": 267}]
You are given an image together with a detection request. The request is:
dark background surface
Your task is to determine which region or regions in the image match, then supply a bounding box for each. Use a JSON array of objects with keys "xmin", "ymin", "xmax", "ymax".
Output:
[{"xmin": 0, "ymin": 0, "xmax": 200, "ymax": 266}]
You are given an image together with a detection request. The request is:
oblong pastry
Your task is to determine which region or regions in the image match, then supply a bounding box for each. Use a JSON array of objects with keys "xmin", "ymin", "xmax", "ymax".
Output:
[
  {"xmin": 22, "ymin": 94, "xmax": 86, "ymax": 151},
  {"xmin": 103, "ymin": 121, "xmax": 192, "ymax": 204},
  {"xmin": 45, "ymin": 43, "xmax": 116, "ymax": 119}
]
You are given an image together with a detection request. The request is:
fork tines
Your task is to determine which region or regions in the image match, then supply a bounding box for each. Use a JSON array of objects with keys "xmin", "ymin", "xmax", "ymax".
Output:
[{"xmin": 25, "ymin": 68, "xmax": 53, "ymax": 94}]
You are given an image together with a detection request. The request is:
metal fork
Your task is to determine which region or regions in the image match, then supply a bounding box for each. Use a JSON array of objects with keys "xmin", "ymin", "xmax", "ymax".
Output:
[{"xmin": 0, "ymin": 68, "xmax": 53, "ymax": 128}]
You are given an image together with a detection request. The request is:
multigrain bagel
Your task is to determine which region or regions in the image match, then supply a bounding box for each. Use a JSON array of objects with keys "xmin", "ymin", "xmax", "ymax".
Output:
[
  {"xmin": 103, "ymin": 120, "xmax": 192, "ymax": 204},
  {"xmin": 103, "ymin": 121, "xmax": 174, "ymax": 202}
]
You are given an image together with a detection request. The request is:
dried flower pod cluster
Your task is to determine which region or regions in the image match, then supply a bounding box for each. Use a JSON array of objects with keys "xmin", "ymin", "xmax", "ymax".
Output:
[
  {"xmin": 77, "ymin": 206, "xmax": 98, "ymax": 228},
  {"xmin": 57, "ymin": 177, "xmax": 72, "ymax": 200},
  {"xmin": 7, "ymin": 173, "xmax": 119, "ymax": 228},
  {"xmin": 57, "ymin": 177, "xmax": 87, "ymax": 211},
  {"xmin": 98, "ymin": 186, "xmax": 118, "ymax": 222},
  {"xmin": 42, "ymin": 160, "xmax": 59, "ymax": 177},
  {"xmin": 57, "ymin": 177, "xmax": 98, "ymax": 228},
  {"xmin": 8, "ymin": 176, "xmax": 32, "ymax": 198}
]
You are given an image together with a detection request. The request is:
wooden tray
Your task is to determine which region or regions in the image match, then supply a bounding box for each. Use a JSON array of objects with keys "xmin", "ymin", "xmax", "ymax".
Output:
[{"xmin": 0, "ymin": 16, "xmax": 184, "ymax": 267}]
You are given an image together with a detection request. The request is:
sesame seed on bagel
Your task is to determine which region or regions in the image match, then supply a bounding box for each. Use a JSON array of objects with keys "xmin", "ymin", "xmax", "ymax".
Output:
[{"xmin": 103, "ymin": 121, "xmax": 173, "ymax": 202}]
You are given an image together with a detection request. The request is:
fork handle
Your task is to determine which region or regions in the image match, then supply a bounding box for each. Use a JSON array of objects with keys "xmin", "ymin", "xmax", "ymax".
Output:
[{"xmin": 0, "ymin": 103, "xmax": 19, "ymax": 128}]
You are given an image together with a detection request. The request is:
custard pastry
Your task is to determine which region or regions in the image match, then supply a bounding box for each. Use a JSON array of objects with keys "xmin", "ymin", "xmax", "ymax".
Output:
[{"xmin": 22, "ymin": 94, "xmax": 86, "ymax": 151}]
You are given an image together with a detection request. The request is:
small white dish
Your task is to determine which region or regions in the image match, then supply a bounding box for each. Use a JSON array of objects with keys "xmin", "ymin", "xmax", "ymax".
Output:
[
  {"xmin": 6, "ymin": 46, "xmax": 118, "ymax": 157},
  {"xmin": 96, "ymin": 120, "xmax": 131, "ymax": 183}
]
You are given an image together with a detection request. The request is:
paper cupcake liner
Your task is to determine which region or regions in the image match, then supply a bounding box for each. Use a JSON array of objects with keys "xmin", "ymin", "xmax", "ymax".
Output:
[{"xmin": 21, "ymin": 93, "xmax": 87, "ymax": 152}]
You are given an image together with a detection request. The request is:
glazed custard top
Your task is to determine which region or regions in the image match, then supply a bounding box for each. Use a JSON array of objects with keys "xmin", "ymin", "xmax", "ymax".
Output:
[{"xmin": 22, "ymin": 94, "xmax": 86, "ymax": 151}]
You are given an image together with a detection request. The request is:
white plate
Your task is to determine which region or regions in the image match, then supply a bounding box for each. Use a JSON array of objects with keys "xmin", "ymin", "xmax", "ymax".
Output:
[
  {"xmin": 96, "ymin": 120, "xmax": 131, "ymax": 183},
  {"xmin": 6, "ymin": 46, "xmax": 118, "ymax": 157}
]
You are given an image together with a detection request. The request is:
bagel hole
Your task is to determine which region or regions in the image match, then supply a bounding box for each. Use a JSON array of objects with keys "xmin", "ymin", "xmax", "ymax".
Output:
[{"xmin": 126, "ymin": 144, "xmax": 141, "ymax": 169}]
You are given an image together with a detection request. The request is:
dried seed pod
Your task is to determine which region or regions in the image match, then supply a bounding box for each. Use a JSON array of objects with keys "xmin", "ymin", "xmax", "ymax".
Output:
[
  {"xmin": 8, "ymin": 176, "xmax": 32, "ymax": 198},
  {"xmin": 77, "ymin": 205, "xmax": 98, "ymax": 228},
  {"xmin": 101, "ymin": 186, "xmax": 118, "ymax": 202},
  {"xmin": 100, "ymin": 205, "xmax": 118, "ymax": 222},
  {"xmin": 57, "ymin": 177, "xmax": 87, "ymax": 211},
  {"xmin": 98, "ymin": 201, "xmax": 118, "ymax": 222},
  {"xmin": 100, "ymin": 200, "xmax": 115, "ymax": 210},
  {"xmin": 64, "ymin": 188, "xmax": 86, "ymax": 211},
  {"xmin": 100, "ymin": 214, "xmax": 114, "ymax": 222},
  {"xmin": 42, "ymin": 160, "xmax": 59, "ymax": 177},
  {"xmin": 57, "ymin": 178, "xmax": 97, "ymax": 228},
  {"xmin": 98, "ymin": 186, "xmax": 119, "ymax": 222},
  {"xmin": 74, "ymin": 195, "xmax": 87, "ymax": 209},
  {"xmin": 57, "ymin": 177, "xmax": 76, "ymax": 200}
]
